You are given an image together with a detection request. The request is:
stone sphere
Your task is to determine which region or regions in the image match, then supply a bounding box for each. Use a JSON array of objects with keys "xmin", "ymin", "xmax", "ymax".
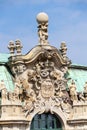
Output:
[{"xmin": 36, "ymin": 12, "xmax": 49, "ymax": 23}]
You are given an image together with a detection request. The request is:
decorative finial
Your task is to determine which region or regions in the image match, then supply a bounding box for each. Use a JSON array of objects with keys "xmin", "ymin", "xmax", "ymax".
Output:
[
  {"xmin": 36, "ymin": 12, "xmax": 49, "ymax": 45},
  {"xmin": 8, "ymin": 40, "xmax": 15, "ymax": 56},
  {"xmin": 15, "ymin": 39, "xmax": 23, "ymax": 55},
  {"xmin": 60, "ymin": 41, "xmax": 67, "ymax": 60}
]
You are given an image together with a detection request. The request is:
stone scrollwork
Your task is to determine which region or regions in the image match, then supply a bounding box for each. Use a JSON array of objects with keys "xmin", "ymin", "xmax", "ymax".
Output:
[
  {"xmin": 11, "ymin": 58, "xmax": 71, "ymax": 117},
  {"xmin": 7, "ymin": 41, "xmax": 71, "ymax": 117},
  {"xmin": 0, "ymin": 55, "xmax": 71, "ymax": 118},
  {"xmin": 12, "ymin": 64, "xmax": 26, "ymax": 75},
  {"xmin": 4, "ymin": 12, "xmax": 73, "ymax": 127}
]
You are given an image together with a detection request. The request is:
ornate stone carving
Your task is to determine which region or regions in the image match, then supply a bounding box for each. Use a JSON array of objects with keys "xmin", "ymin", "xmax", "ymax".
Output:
[
  {"xmin": 78, "ymin": 92, "xmax": 85, "ymax": 102},
  {"xmin": 8, "ymin": 39, "xmax": 23, "ymax": 56},
  {"xmin": 15, "ymin": 39, "xmax": 23, "ymax": 55},
  {"xmin": 7, "ymin": 35, "xmax": 71, "ymax": 118},
  {"xmin": 22, "ymin": 89, "xmax": 36, "ymax": 117},
  {"xmin": 0, "ymin": 80, "xmax": 8, "ymax": 104},
  {"xmin": 60, "ymin": 41, "xmax": 67, "ymax": 61},
  {"xmin": 13, "ymin": 81, "xmax": 21, "ymax": 100},
  {"xmin": 0, "ymin": 79, "xmax": 23, "ymax": 105},
  {"xmin": 69, "ymin": 80, "xmax": 78, "ymax": 102},
  {"xmin": 8, "ymin": 40, "xmax": 15, "ymax": 56},
  {"xmin": 11, "ymin": 57, "xmax": 71, "ymax": 117},
  {"xmin": 40, "ymin": 79, "xmax": 54, "ymax": 98},
  {"xmin": 83, "ymin": 81, "xmax": 87, "ymax": 100},
  {"xmin": 60, "ymin": 97, "xmax": 72, "ymax": 113},
  {"xmin": 36, "ymin": 12, "xmax": 49, "ymax": 45}
]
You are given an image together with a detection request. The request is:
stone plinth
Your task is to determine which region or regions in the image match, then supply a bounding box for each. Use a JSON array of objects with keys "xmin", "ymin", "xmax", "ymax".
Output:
[{"xmin": 67, "ymin": 101, "xmax": 87, "ymax": 130}]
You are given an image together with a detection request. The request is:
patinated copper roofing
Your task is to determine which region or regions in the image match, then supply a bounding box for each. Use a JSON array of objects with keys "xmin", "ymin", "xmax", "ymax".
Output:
[
  {"xmin": 0, "ymin": 53, "xmax": 10, "ymax": 63},
  {"xmin": 0, "ymin": 53, "xmax": 14, "ymax": 91},
  {"xmin": 67, "ymin": 64, "xmax": 87, "ymax": 92},
  {"xmin": 0, "ymin": 53, "xmax": 87, "ymax": 92}
]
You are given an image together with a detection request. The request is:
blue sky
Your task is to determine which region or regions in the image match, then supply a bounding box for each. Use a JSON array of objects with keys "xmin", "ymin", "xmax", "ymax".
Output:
[{"xmin": 0, "ymin": 0, "xmax": 87, "ymax": 65}]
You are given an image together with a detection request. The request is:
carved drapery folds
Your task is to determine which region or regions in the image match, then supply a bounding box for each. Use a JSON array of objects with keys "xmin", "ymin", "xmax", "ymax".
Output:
[{"xmin": 7, "ymin": 44, "xmax": 72, "ymax": 118}]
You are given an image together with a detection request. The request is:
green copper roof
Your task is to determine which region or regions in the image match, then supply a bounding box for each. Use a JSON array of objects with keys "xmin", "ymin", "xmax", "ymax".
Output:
[
  {"xmin": 67, "ymin": 64, "xmax": 87, "ymax": 92},
  {"xmin": 0, "ymin": 53, "xmax": 10, "ymax": 63},
  {"xmin": 0, "ymin": 53, "xmax": 14, "ymax": 91},
  {"xmin": 0, "ymin": 53, "xmax": 87, "ymax": 92},
  {"xmin": 0, "ymin": 65, "xmax": 14, "ymax": 91}
]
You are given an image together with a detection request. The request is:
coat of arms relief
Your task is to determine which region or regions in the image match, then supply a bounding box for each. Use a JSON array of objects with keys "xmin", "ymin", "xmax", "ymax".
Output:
[{"xmin": 6, "ymin": 43, "xmax": 72, "ymax": 118}]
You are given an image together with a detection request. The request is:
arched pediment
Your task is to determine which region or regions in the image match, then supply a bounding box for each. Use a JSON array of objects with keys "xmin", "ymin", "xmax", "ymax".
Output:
[
  {"xmin": 7, "ymin": 44, "xmax": 71, "ymax": 77},
  {"xmin": 6, "ymin": 43, "xmax": 72, "ymax": 124},
  {"xmin": 22, "ymin": 45, "xmax": 70, "ymax": 66}
]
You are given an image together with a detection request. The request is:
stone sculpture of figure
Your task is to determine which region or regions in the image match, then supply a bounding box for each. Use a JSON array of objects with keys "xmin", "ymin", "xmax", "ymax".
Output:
[
  {"xmin": 0, "ymin": 80, "xmax": 8, "ymax": 103},
  {"xmin": 23, "ymin": 98, "xmax": 34, "ymax": 117},
  {"xmin": 38, "ymin": 23, "xmax": 48, "ymax": 45},
  {"xmin": 83, "ymin": 81, "xmax": 87, "ymax": 99},
  {"xmin": 8, "ymin": 77, "xmax": 22, "ymax": 102},
  {"xmin": 23, "ymin": 89, "xmax": 36, "ymax": 117},
  {"xmin": 78, "ymin": 92, "xmax": 85, "ymax": 102},
  {"xmin": 36, "ymin": 12, "xmax": 49, "ymax": 45},
  {"xmin": 61, "ymin": 97, "xmax": 71, "ymax": 114},
  {"xmin": 84, "ymin": 81, "xmax": 87, "ymax": 92},
  {"xmin": 27, "ymin": 69, "xmax": 36, "ymax": 82},
  {"xmin": 20, "ymin": 77, "xmax": 29, "ymax": 91},
  {"xmin": 13, "ymin": 81, "xmax": 21, "ymax": 100},
  {"xmin": 69, "ymin": 80, "xmax": 78, "ymax": 102},
  {"xmin": 50, "ymin": 68, "xmax": 64, "ymax": 81},
  {"xmin": 60, "ymin": 42, "xmax": 67, "ymax": 60}
]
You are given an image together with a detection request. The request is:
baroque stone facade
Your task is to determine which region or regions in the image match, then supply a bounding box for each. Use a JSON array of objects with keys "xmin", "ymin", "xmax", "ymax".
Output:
[{"xmin": 0, "ymin": 12, "xmax": 87, "ymax": 130}]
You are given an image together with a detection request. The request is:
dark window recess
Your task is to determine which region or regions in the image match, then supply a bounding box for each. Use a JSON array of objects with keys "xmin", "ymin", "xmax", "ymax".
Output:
[{"xmin": 30, "ymin": 112, "xmax": 62, "ymax": 130}]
